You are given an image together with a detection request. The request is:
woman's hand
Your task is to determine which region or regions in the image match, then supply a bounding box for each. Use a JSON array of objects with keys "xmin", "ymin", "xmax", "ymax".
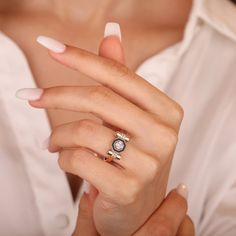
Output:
[
  {"xmin": 17, "ymin": 30, "xmax": 184, "ymax": 235},
  {"xmin": 73, "ymin": 185, "xmax": 195, "ymax": 236},
  {"xmin": 133, "ymin": 186, "xmax": 195, "ymax": 236}
]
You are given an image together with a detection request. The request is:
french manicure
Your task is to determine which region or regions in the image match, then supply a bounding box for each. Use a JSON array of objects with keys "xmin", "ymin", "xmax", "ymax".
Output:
[
  {"xmin": 176, "ymin": 183, "xmax": 188, "ymax": 200},
  {"xmin": 15, "ymin": 88, "xmax": 44, "ymax": 101},
  {"xmin": 83, "ymin": 180, "xmax": 91, "ymax": 194},
  {"xmin": 36, "ymin": 36, "xmax": 66, "ymax": 53},
  {"xmin": 104, "ymin": 22, "xmax": 122, "ymax": 42}
]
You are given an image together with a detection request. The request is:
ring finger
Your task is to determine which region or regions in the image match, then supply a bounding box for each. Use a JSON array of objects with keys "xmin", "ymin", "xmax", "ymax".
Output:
[{"xmin": 48, "ymin": 119, "xmax": 160, "ymax": 176}]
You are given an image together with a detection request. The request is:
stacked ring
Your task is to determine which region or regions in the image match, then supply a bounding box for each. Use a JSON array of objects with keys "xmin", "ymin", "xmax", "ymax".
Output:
[{"xmin": 104, "ymin": 131, "xmax": 130, "ymax": 163}]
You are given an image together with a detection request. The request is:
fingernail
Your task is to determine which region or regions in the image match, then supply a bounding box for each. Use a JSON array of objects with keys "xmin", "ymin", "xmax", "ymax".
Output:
[
  {"xmin": 104, "ymin": 22, "xmax": 122, "ymax": 42},
  {"xmin": 15, "ymin": 88, "xmax": 44, "ymax": 101},
  {"xmin": 40, "ymin": 137, "xmax": 50, "ymax": 150},
  {"xmin": 83, "ymin": 180, "xmax": 91, "ymax": 194},
  {"xmin": 36, "ymin": 36, "xmax": 66, "ymax": 53},
  {"xmin": 177, "ymin": 183, "xmax": 188, "ymax": 200}
]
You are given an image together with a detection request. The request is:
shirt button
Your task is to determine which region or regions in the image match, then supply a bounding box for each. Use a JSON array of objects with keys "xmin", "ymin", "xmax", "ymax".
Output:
[{"xmin": 55, "ymin": 214, "xmax": 70, "ymax": 229}]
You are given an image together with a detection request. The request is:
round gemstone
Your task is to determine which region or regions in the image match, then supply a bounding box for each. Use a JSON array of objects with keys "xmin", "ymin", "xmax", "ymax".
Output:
[{"xmin": 112, "ymin": 138, "xmax": 126, "ymax": 152}]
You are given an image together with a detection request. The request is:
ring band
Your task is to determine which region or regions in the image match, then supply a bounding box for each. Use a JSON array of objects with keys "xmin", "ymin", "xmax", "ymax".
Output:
[{"xmin": 104, "ymin": 131, "xmax": 130, "ymax": 163}]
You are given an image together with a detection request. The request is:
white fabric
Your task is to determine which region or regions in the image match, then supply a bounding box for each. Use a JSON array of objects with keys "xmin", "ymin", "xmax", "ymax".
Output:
[{"xmin": 0, "ymin": 0, "xmax": 236, "ymax": 235}]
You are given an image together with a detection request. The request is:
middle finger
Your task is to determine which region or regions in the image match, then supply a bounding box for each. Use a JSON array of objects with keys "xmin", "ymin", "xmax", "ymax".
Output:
[{"xmin": 29, "ymin": 85, "xmax": 156, "ymax": 137}]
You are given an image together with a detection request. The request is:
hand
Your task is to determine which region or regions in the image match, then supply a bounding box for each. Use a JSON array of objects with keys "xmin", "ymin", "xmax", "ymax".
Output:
[
  {"xmin": 132, "ymin": 185, "xmax": 195, "ymax": 236},
  {"xmin": 19, "ymin": 28, "xmax": 184, "ymax": 236},
  {"xmin": 73, "ymin": 185, "xmax": 195, "ymax": 236},
  {"xmin": 72, "ymin": 37, "xmax": 193, "ymax": 236}
]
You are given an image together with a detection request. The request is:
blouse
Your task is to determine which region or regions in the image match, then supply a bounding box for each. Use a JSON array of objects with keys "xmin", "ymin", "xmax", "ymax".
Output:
[{"xmin": 0, "ymin": 0, "xmax": 236, "ymax": 235}]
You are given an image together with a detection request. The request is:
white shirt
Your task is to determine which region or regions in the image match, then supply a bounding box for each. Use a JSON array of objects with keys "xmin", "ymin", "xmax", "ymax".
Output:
[{"xmin": 0, "ymin": 0, "xmax": 236, "ymax": 235}]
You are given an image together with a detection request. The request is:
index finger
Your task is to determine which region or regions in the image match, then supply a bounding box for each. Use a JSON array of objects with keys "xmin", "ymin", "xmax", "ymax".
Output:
[{"xmin": 37, "ymin": 36, "xmax": 183, "ymax": 129}]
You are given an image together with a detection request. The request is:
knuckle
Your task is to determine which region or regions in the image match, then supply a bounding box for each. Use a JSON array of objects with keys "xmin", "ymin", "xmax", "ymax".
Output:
[
  {"xmin": 58, "ymin": 149, "xmax": 84, "ymax": 172},
  {"xmin": 119, "ymin": 177, "xmax": 141, "ymax": 205},
  {"xmin": 71, "ymin": 119, "xmax": 97, "ymax": 146},
  {"xmin": 143, "ymin": 154, "xmax": 160, "ymax": 183},
  {"xmin": 58, "ymin": 150, "xmax": 69, "ymax": 170},
  {"xmin": 69, "ymin": 149, "xmax": 84, "ymax": 169},
  {"xmin": 89, "ymin": 86, "xmax": 114, "ymax": 104},
  {"xmin": 108, "ymin": 60, "xmax": 131, "ymax": 79},
  {"xmin": 172, "ymin": 102, "xmax": 185, "ymax": 123},
  {"xmin": 152, "ymin": 124, "xmax": 179, "ymax": 158},
  {"xmin": 74, "ymin": 119, "xmax": 97, "ymax": 138},
  {"xmin": 57, "ymin": 155, "xmax": 65, "ymax": 170},
  {"xmin": 164, "ymin": 127, "xmax": 178, "ymax": 153}
]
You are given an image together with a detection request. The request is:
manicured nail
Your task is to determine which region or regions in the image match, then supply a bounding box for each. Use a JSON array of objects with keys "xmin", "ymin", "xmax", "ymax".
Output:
[
  {"xmin": 36, "ymin": 36, "xmax": 66, "ymax": 53},
  {"xmin": 177, "ymin": 183, "xmax": 188, "ymax": 200},
  {"xmin": 104, "ymin": 22, "xmax": 122, "ymax": 42},
  {"xmin": 40, "ymin": 137, "xmax": 50, "ymax": 150},
  {"xmin": 83, "ymin": 180, "xmax": 91, "ymax": 194},
  {"xmin": 15, "ymin": 88, "xmax": 43, "ymax": 101}
]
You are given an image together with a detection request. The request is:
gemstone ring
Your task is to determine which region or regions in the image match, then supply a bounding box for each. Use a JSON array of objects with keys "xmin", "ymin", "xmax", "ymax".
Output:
[{"xmin": 104, "ymin": 131, "xmax": 130, "ymax": 163}]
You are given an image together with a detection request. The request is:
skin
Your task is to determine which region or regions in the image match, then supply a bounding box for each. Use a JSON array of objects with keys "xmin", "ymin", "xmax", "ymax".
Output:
[
  {"xmin": 26, "ymin": 36, "xmax": 188, "ymax": 235},
  {"xmin": 71, "ymin": 37, "xmax": 194, "ymax": 236},
  {"xmin": 72, "ymin": 37, "xmax": 194, "ymax": 235},
  {"xmin": 0, "ymin": 0, "xmax": 192, "ymax": 198},
  {"xmin": 76, "ymin": 188, "xmax": 194, "ymax": 236},
  {"xmin": 1, "ymin": 0, "xmax": 194, "ymax": 235}
]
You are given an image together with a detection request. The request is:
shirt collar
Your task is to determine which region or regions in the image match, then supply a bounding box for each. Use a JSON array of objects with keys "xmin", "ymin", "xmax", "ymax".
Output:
[
  {"xmin": 199, "ymin": 0, "xmax": 236, "ymax": 41},
  {"xmin": 178, "ymin": 0, "xmax": 236, "ymax": 56}
]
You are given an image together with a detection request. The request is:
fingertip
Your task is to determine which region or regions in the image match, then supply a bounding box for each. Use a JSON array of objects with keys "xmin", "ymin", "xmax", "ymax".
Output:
[
  {"xmin": 36, "ymin": 35, "xmax": 66, "ymax": 53},
  {"xmin": 176, "ymin": 183, "xmax": 188, "ymax": 200},
  {"xmin": 104, "ymin": 22, "xmax": 122, "ymax": 42},
  {"xmin": 99, "ymin": 36, "xmax": 125, "ymax": 63}
]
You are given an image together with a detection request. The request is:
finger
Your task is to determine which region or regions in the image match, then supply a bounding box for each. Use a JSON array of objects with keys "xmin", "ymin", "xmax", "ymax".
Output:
[
  {"xmin": 48, "ymin": 119, "xmax": 161, "ymax": 176},
  {"xmin": 99, "ymin": 36, "xmax": 125, "ymax": 64},
  {"xmin": 72, "ymin": 192, "xmax": 99, "ymax": 236},
  {"xmin": 29, "ymin": 86, "xmax": 156, "ymax": 137},
  {"xmin": 133, "ymin": 185, "xmax": 188, "ymax": 236},
  {"xmin": 58, "ymin": 147, "xmax": 125, "ymax": 194},
  {"xmin": 176, "ymin": 215, "xmax": 195, "ymax": 236},
  {"xmin": 99, "ymin": 24, "xmax": 125, "ymax": 132},
  {"xmin": 36, "ymin": 36, "xmax": 182, "ymax": 128}
]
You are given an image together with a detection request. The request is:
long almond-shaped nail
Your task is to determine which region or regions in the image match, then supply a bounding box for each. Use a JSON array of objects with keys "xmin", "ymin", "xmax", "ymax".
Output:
[
  {"xmin": 176, "ymin": 183, "xmax": 188, "ymax": 200},
  {"xmin": 15, "ymin": 88, "xmax": 44, "ymax": 101},
  {"xmin": 83, "ymin": 180, "xmax": 91, "ymax": 194},
  {"xmin": 36, "ymin": 36, "xmax": 66, "ymax": 53},
  {"xmin": 104, "ymin": 22, "xmax": 122, "ymax": 42}
]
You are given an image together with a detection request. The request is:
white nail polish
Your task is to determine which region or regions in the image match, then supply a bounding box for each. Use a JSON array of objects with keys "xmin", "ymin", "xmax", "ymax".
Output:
[
  {"xmin": 15, "ymin": 88, "xmax": 44, "ymax": 101},
  {"xmin": 40, "ymin": 137, "xmax": 50, "ymax": 150},
  {"xmin": 83, "ymin": 180, "xmax": 91, "ymax": 194},
  {"xmin": 36, "ymin": 36, "xmax": 66, "ymax": 53},
  {"xmin": 104, "ymin": 22, "xmax": 122, "ymax": 42},
  {"xmin": 177, "ymin": 183, "xmax": 188, "ymax": 200}
]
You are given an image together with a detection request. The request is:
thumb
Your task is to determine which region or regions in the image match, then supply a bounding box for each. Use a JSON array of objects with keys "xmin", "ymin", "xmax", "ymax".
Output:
[
  {"xmin": 72, "ymin": 184, "xmax": 99, "ymax": 236},
  {"xmin": 99, "ymin": 22, "xmax": 125, "ymax": 64}
]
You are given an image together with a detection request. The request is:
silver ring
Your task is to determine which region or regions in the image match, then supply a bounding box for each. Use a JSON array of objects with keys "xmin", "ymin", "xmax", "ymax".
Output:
[{"xmin": 104, "ymin": 131, "xmax": 130, "ymax": 163}]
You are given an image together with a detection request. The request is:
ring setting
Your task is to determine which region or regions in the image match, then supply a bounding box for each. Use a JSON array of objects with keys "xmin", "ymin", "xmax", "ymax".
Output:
[{"xmin": 104, "ymin": 131, "xmax": 129, "ymax": 162}]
